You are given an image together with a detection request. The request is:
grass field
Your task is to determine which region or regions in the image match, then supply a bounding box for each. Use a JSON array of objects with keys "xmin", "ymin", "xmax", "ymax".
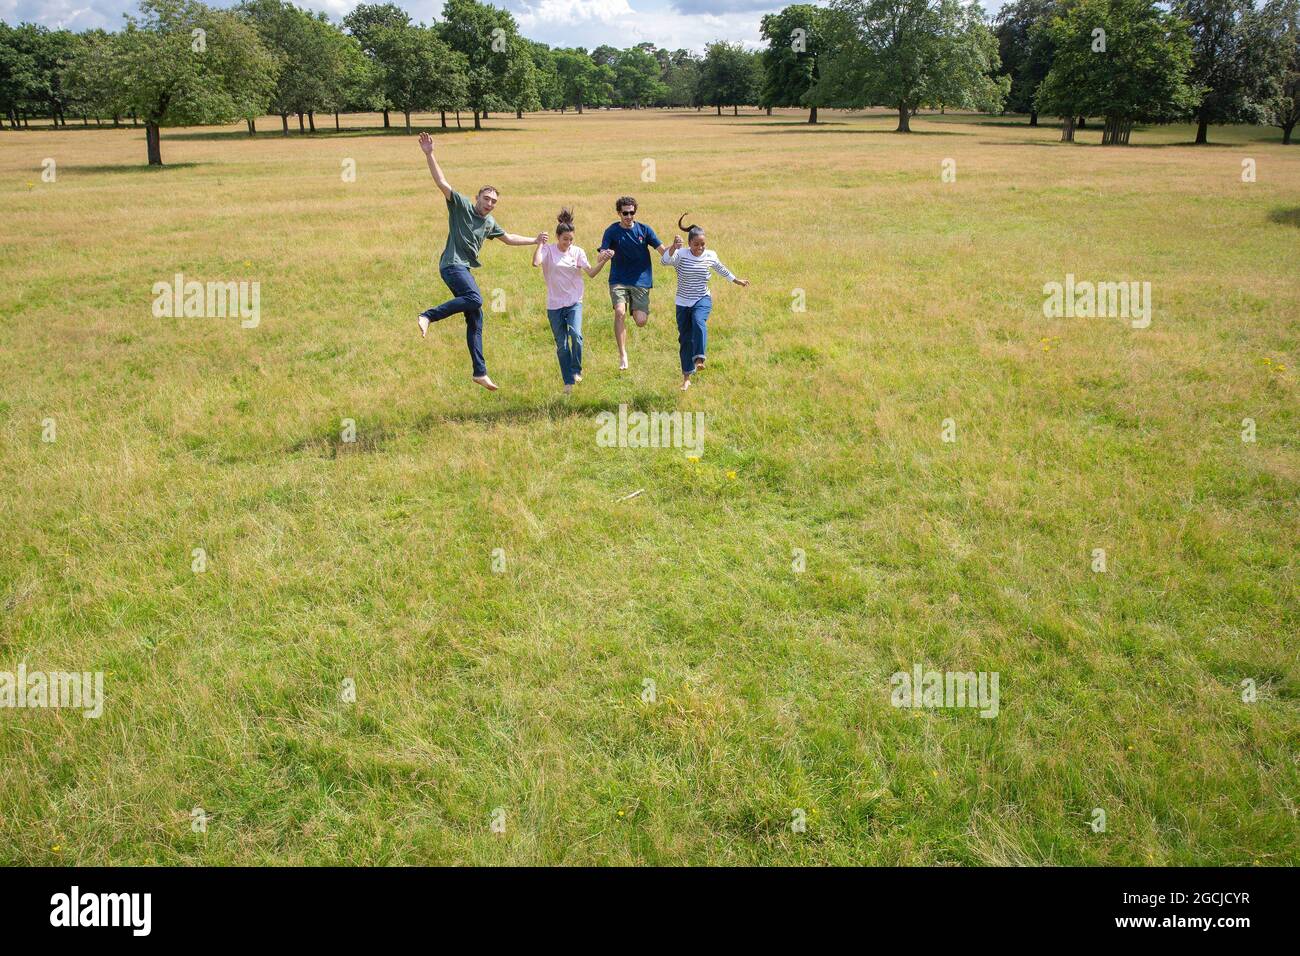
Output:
[{"xmin": 1, "ymin": 107, "xmax": 1297, "ymax": 865}]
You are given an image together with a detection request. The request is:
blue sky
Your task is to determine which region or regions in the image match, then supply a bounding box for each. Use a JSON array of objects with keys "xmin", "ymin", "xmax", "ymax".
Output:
[{"xmin": 2, "ymin": 0, "xmax": 1004, "ymax": 54}]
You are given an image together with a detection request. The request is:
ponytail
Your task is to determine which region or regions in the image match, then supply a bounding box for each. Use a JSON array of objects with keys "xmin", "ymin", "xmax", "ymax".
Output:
[
  {"xmin": 677, "ymin": 212, "xmax": 704, "ymax": 241},
  {"xmin": 556, "ymin": 207, "xmax": 575, "ymax": 236}
]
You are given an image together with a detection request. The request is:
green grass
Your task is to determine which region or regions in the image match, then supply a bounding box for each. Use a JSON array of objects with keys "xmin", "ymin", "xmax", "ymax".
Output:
[{"xmin": 0, "ymin": 108, "xmax": 1297, "ymax": 865}]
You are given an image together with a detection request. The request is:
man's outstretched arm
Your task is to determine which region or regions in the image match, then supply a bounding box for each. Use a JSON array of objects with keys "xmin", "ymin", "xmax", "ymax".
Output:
[
  {"xmin": 418, "ymin": 132, "xmax": 453, "ymax": 201},
  {"xmin": 497, "ymin": 231, "xmax": 548, "ymax": 247}
]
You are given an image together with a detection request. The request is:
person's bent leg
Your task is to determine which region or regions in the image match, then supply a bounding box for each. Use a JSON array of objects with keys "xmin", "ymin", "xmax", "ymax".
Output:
[
  {"xmin": 424, "ymin": 265, "xmax": 482, "ymax": 322},
  {"xmin": 548, "ymin": 307, "xmax": 574, "ymax": 385},
  {"xmin": 632, "ymin": 287, "xmax": 650, "ymax": 328}
]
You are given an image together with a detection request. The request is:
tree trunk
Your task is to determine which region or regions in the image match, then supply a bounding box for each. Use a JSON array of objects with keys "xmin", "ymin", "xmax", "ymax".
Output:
[
  {"xmin": 131, "ymin": 113, "xmax": 138, "ymax": 127},
  {"xmin": 112, "ymin": 114, "xmax": 121, "ymax": 128},
  {"xmin": 297, "ymin": 112, "xmax": 304, "ymax": 133},
  {"xmin": 577, "ymin": 101, "xmax": 583, "ymax": 115},
  {"xmin": 1101, "ymin": 116, "xmax": 1133, "ymax": 146},
  {"xmin": 1195, "ymin": 113, "xmax": 1208, "ymax": 145},
  {"xmin": 82, "ymin": 115, "xmax": 88, "ymax": 126},
  {"xmin": 247, "ymin": 117, "xmax": 256, "ymax": 136},
  {"xmin": 896, "ymin": 103, "xmax": 911, "ymax": 132},
  {"xmin": 308, "ymin": 110, "xmax": 316, "ymax": 132},
  {"xmin": 516, "ymin": 107, "xmax": 522, "ymax": 119},
  {"xmin": 440, "ymin": 109, "xmax": 447, "ymax": 128},
  {"xmin": 404, "ymin": 110, "xmax": 412, "ymax": 133},
  {"xmin": 1029, "ymin": 110, "xmax": 1038, "ymax": 127},
  {"xmin": 1060, "ymin": 115, "xmax": 1075, "ymax": 142},
  {"xmin": 715, "ymin": 104, "xmax": 721, "ymax": 115},
  {"xmin": 281, "ymin": 112, "xmax": 289, "ymax": 136},
  {"xmin": 1284, "ymin": 120, "xmax": 1295, "ymax": 145},
  {"xmin": 766, "ymin": 105, "xmax": 772, "ymax": 116},
  {"xmin": 334, "ymin": 111, "xmax": 339, "ymax": 131},
  {"xmin": 145, "ymin": 120, "xmax": 162, "ymax": 165},
  {"xmin": 455, "ymin": 109, "xmax": 461, "ymax": 128},
  {"xmin": 473, "ymin": 109, "xmax": 481, "ymax": 130},
  {"xmin": 383, "ymin": 109, "xmax": 390, "ymax": 128},
  {"xmin": 809, "ymin": 105, "xmax": 817, "ymax": 124},
  {"xmin": 1076, "ymin": 116, "xmax": 1086, "ymax": 129},
  {"xmin": 733, "ymin": 104, "xmax": 738, "ymax": 116}
]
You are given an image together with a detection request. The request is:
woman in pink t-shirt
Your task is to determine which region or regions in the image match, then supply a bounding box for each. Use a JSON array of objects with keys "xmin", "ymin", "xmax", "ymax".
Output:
[{"xmin": 532, "ymin": 208, "xmax": 613, "ymax": 394}]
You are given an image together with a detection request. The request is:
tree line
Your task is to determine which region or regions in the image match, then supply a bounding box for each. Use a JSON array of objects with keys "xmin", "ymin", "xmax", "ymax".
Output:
[{"xmin": 1, "ymin": 0, "xmax": 1297, "ymax": 166}]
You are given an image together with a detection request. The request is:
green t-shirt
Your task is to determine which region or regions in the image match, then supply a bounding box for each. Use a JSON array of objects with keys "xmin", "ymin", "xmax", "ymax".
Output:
[{"xmin": 440, "ymin": 190, "xmax": 505, "ymax": 270}]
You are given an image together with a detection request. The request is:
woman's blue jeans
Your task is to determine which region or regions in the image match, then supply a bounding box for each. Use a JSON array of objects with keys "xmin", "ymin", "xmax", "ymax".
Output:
[{"xmin": 547, "ymin": 303, "xmax": 583, "ymax": 385}]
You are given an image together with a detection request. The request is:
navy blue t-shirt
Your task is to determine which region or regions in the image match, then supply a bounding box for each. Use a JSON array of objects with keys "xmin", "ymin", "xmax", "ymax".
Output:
[{"xmin": 599, "ymin": 221, "xmax": 662, "ymax": 288}]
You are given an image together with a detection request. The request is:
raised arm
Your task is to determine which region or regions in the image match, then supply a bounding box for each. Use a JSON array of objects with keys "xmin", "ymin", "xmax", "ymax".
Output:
[
  {"xmin": 418, "ymin": 132, "xmax": 452, "ymax": 201},
  {"xmin": 532, "ymin": 241, "xmax": 546, "ymax": 268}
]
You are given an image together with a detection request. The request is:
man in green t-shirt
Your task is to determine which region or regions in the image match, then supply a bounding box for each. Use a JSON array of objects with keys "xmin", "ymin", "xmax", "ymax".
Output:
[{"xmin": 417, "ymin": 132, "xmax": 546, "ymax": 391}]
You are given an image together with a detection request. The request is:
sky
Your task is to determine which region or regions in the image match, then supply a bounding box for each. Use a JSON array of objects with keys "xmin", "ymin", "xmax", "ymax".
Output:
[{"xmin": 1, "ymin": 0, "xmax": 1006, "ymax": 55}]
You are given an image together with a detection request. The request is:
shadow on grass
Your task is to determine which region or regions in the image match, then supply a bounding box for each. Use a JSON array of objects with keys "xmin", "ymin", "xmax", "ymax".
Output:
[
  {"xmin": 287, "ymin": 391, "xmax": 670, "ymax": 458},
  {"xmin": 748, "ymin": 126, "xmax": 968, "ymax": 136},
  {"xmin": 57, "ymin": 162, "xmax": 204, "ymax": 173},
  {"xmin": 163, "ymin": 124, "xmax": 519, "ymax": 142},
  {"xmin": 1269, "ymin": 206, "xmax": 1300, "ymax": 227},
  {"xmin": 976, "ymin": 140, "xmax": 1069, "ymax": 148}
]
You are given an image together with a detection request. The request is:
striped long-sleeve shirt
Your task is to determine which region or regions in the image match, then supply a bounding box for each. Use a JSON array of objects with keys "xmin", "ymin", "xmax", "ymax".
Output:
[{"xmin": 661, "ymin": 247, "xmax": 735, "ymax": 307}]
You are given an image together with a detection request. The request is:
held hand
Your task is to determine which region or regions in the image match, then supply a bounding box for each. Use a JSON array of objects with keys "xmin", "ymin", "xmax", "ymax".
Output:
[
  {"xmin": 670, "ymin": 236, "xmax": 683, "ymax": 251},
  {"xmin": 536, "ymin": 232, "xmax": 548, "ymax": 245},
  {"xmin": 599, "ymin": 249, "xmax": 615, "ymax": 262},
  {"xmin": 735, "ymin": 278, "xmax": 749, "ymax": 287},
  {"xmin": 418, "ymin": 131, "xmax": 433, "ymax": 155}
]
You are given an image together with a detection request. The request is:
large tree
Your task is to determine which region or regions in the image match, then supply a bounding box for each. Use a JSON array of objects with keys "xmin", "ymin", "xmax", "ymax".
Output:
[
  {"xmin": 503, "ymin": 36, "xmax": 541, "ymax": 118},
  {"xmin": 815, "ymin": 0, "xmax": 1006, "ymax": 132},
  {"xmin": 1266, "ymin": 0, "xmax": 1300, "ymax": 142},
  {"xmin": 994, "ymin": 0, "xmax": 1058, "ymax": 124},
  {"xmin": 64, "ymin": 29, "xmax": 131, "ymax": 127},
  {"xmin": 1, "ymin": 23, "xmax": 46, "ymax": 128},
  {"xmin": 238, "ymin": 0, "xmax": 336, "ymax": 134},
  {"xmin": 761, "ymin": 4, "xmax": 831, "ymax": 123},
  {"xmin": 116, "ymin": 0, "xmax": 276, "ymax": 164},
  {"xmin": 614, "ymin": 45, "xmax": 668, "ymax": 108},
  {"xmin": 371, "ymin": 23, "xmax": 457, "ymax": 132},
  {"xmin": 1176, "ymin": 0, "xmax": 1291, "ymax": 143},
  {"xmin": 438, "ymin": 0, "xmax": 522, "ymax": 129},
  {"xmin": 341, "ymin": 1, "xmax": 409, "ymax": 128},
  {"xmin": 1036, "ymin": 0, "xmax": 1197, "ymax": 144},
  {"xmin": 554, "ymin": 48, "xmax": 613, "ymax": 113},
  {"xmin": 698, "ymin": 41, "xmax": 758, "ymax": 116}
]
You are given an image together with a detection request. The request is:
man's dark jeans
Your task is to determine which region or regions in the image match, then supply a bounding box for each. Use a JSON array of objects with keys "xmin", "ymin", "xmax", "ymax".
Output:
[{"xmin": 422, "ymin": 264, "xmax": 486, "ymax": 377}]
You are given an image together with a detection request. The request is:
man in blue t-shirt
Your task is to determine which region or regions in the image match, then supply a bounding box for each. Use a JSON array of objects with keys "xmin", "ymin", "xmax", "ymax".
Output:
[{"xmin": 598, "ymin": 196, "xmax": 668, "ymax": 371}]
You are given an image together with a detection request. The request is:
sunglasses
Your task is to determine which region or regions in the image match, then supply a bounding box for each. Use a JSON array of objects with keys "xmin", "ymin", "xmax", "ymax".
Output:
[{"xmin": 619, "ymin": 210, "xmax": 636, "ymax": 217}]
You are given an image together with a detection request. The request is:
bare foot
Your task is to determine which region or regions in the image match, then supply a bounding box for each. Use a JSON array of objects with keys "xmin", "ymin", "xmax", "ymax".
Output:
[
  {"xmin": 694, "ymin": 357, "xmax": 705, "ymax": 371},
  {"xmin": 564, "ymin": 383, "xmax": 573, "ymax": 396},
  {"xmin": 573, "ymin": 374, "xmax": 582, "ymax": 383},
  {"xmin": 473, "ymin": 375, "xmax": 499, "ymax": 391},
  {"xmin": 680, "ymin": 377, "xmax": 691, "ymax": 391},
  {"xmin": 417, "ymin": 314, "xmax": 430, "ymax": 338},
  {"xmin": 618, "ymin": 355, "xmax": 629, "ymax": 371}
]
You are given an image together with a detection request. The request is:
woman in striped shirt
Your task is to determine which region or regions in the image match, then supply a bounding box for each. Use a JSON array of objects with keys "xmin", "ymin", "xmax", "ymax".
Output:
[{"xmin": 660, "ymin": 213, "xmax": 749, "ymax": 390}]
